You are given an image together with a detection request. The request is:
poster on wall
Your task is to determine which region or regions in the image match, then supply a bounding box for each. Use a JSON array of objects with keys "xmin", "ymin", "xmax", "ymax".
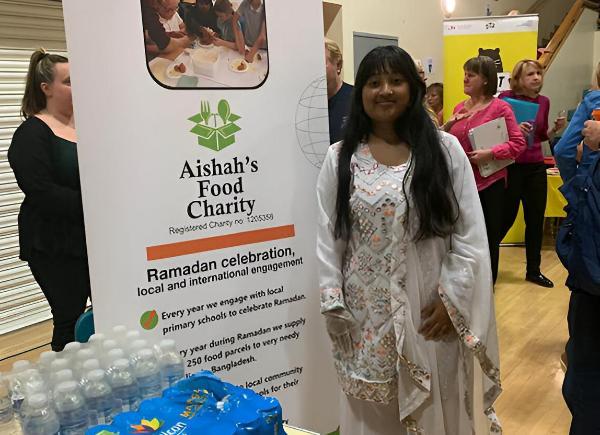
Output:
[
  {"xmin": 443, "ymin": 15, "xmax": 539, "ymax": 122},
  {"xmin": 62, "ymin": 0, "xmax": 338, "ymax": 432}
]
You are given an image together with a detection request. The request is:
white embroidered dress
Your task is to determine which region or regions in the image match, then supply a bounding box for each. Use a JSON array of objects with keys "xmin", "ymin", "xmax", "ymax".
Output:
[{"xmin": 316, "ymin": 133, "xmax": 501, "ymax": 434}]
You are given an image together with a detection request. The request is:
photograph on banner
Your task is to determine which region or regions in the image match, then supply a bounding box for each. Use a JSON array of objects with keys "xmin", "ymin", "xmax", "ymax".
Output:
[
  {"xmin": 142, "ymin": 0, "xmax": 269, "ymax": 89},
  {"xmin": 443, "ymin": 15, "xmax": 539, "ymax": 122}
]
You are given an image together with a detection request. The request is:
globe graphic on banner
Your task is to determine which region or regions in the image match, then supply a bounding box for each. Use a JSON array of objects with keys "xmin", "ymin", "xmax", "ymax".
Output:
[{"xmin": 295, "ymin": 76, "xmax": 330, "ymax": 168}]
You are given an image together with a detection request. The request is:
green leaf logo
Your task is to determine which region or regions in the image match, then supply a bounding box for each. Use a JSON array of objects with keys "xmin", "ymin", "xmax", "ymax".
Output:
[
  {"xmin": 140, "ymin": 310, "xmax": 159, "ymax": 330},
  {"xmin": 188, "ymin": 99, "xmax": 241, "ymax": 151}
]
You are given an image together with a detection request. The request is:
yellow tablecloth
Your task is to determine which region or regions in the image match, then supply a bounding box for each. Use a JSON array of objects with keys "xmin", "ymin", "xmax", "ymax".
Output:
[
  {"xmin": 283, "ymin": 425, "xmax": 320, "ymax": 435},
  {"xmin": 501, "ymin": 174, "xmax": 567, "ymax": 244}
]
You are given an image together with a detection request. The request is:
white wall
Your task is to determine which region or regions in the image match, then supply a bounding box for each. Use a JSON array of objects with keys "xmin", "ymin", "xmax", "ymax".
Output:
[
  {"xmin": 594, "ymin": 30, "xmax": 600, "ymax": 73},
  {"xmin": 323, "ymin": 0, "xmax": 539, "ymax": 85},
  {"xmin": 542, "ymin": 9, "xmax": 598, "ymax": 119}
]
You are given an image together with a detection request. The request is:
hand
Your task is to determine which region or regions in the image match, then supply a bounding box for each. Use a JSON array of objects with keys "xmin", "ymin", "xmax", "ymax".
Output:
[
  {"xmin": 553, "ymin": 117, "xmax": 567, "ymax": 132},
  {"xmin": 419, "ymin": 296, "xmax": 453, "ymax": 341},
  {"xmin": 519, "ymin": 122, "xmax": 533, "ymax": 137},
  {"xmin": 244, "ymin": 49, "xmax": 254, "ymax": 63},
  {"xmin": 167, "ymin": 31, "xmax": 186, "ymax": 39},
  {"xmin": 323, "ymin": 308, "xmax": 355, "ymax": 358},
  {"xmin": 442, "ymin": 112, "xmax": 470, "ymax": 132},
  {"xmin": 467, "ymin": 148, "xmax": 494, "ymax": 164},
  {"xmin": 582, "ymin": 120, "xmax": 600, "ymax": 151},
  {"xmin": 213, "ymin": 37, "xmax": 224, "ymax": 47}
]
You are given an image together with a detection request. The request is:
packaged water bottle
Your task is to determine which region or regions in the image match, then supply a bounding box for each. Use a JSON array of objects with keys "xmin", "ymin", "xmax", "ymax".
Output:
[
  {"xmin": 158, "ymin": 339, "xmax": 185, "ymax": 388},
  {"xmin": 82, "ymin": 370, "xmax": 114, "ymax": 426},
  {"xmin": 37, "ymin": 352, "xmax": 57, "ymax": 380},
  {"xmin": 111, "ymin": 325, "xmax": 127, "ymax": 337},
  {"xmin": 79, "ymin": 360, "xmax": 100, "ymax": 389},
  {"xmin": 106, "ymin": 359, "xmax": 140, "ymax": 412},
  {"xmin": 22, "ymin": 393, "xmax": 59, "ymax": 435},
  {"xmin": 54, "ymin": 381, "xmax": 89, "ymax": 435},
  {"xmin": 87, "ymin": 334, "xmax": 106, "ymax": 353},
  {"xmin": 125, "ymin": 330, "xmax": 140, "ymax": 343},
  {"xmin": 81, "ymin": 360, "xmax": 101, "ymax": 374},
  {"xmin": 10, "ymin": 368, "xmax": 43, "ymax": 421},
  {"xmin": 50, "ymin": 369, "xmax": 74, "ymax": 392},
  {"xmin": 19, "ymin": 379, "xmax": 48, "ymax": 424},
  {"xmin": 129, "ymin": 339, "xmax": 148, "ymax": 354},
  {"xmin": 62, "ymin": 342, "xmax": 82, "ymax": 363},
  {"xmin": 74, "ymin": 349, "xmax": 95, "ymax": 377},
  {"xmin": 0, "ymin": 374, "xmax": 22, "ymax": 435},
  {"xmin": 106, "ymin": 349, "xmax": 125, "ymax": 366},
  {"xmin": 49, "ymin": 359, "xmax": 69, "ymax": 376},
  {"xmin": 132, "ymin": 349, "xmax": 162, "ymax": 400}
]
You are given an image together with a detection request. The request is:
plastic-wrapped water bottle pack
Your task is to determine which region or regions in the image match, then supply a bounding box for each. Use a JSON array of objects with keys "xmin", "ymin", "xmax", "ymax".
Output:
[
  {"xmin": 85, "ymin": 370, "xmax": 285, "ymax": 435},
  {"xmin": 1, "ymin": 325, "xmax": 185, "ymax": 435}
]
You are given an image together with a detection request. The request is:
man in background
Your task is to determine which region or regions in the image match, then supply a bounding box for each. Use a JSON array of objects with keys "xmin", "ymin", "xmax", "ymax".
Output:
[{"xmin": 325, "ymin": 38, "xmax": 353, "ymax": 144}]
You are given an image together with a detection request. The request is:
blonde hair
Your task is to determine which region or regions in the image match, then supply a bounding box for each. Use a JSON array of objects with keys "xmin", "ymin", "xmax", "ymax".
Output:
[
  {"xmin": 510, "ymin": 59, "xmax": 544, "ymax": 94},
  {"xmin": 21, "ymin": 48, "xmax": 68, "ymax": 119},
  {"xmin": 593, "ymin": 61, "xmax": 600, "ymax": 90},
  {"xmin": 325, "ymin": 38, "xmax": 343, "ymax": 70}
]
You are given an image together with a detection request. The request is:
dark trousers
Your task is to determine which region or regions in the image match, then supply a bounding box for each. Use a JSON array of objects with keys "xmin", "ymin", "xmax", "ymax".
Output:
[
  {"xmin": 479, "ymin": 179, "xmax": 505, "ymax": 284},
  {"xmin": 28, "ymin": 253, "xmax": 91, "ymax": 351},
  {"xmin": 501, "ymin": 163, "xmax": 547, "ymax": 274},
  {"xmin": 563, "ymin": 289, "xmax": 600, "ymax": 434}
]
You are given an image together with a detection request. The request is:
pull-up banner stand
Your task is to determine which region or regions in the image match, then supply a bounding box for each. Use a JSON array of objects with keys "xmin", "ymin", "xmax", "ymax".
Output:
[{"xmin": 62, "ymin": 0, "xmax": 338, "ymax": 432}]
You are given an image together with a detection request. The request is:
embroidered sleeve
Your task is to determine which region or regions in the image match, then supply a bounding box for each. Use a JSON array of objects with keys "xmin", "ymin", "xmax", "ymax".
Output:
[{"xmin": 316, "ymin": 145, "xmax": 347, "ymax": 313}]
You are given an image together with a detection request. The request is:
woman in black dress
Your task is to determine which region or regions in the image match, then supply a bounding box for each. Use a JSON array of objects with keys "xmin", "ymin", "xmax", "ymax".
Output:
[{"xmin": 9, "ymin": 50, "xmax": 90, "ymax": 351}]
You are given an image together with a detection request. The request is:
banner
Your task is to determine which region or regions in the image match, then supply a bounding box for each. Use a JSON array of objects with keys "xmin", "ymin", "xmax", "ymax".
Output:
[
  {"xmin": 443, "ymin": 15, "xmax": 539, "ymax": 122},
  {"xmin": 62, "ymin": 1, "xmax": 338, "ymax": 432}
]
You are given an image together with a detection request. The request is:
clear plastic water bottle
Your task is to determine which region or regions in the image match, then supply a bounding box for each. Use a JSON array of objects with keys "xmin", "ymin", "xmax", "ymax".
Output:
[
  {"xmin": 0, "ymin": 374, "xmax": 22, "ymax": 435},
  {"xmin": 62, "ymin": 342, "xmax": 82, "ymax": 363},
  {"xmin": 82, "ymin": 370, "xmax": 114, "ymax": 426},
  {"xmin": 50, "ymin": 369, "xmax": 74, "ymax": 392},
  {"xmin": 110, "ymin": 325, "xmax": 127, "ymax": 342},
  {"xmin": 87, "ymin": 334, "xmax": 106, "ymax": 353},
  {"xmin": 49, "ymin": 359, "xmax": 69, "ymax": 376},
  {"xmin": 22, "ymin": 393, "xmax": 59, "ymax": 435},
  {"xmin": 74, "ymin": 349, "xmax": 95, "ymax": 377},
  {"xmin": 124, "ymin": 330, "xmax": 140, "ymax": 343},
  {"xmin": 10, "ymin": 368, "xmax": 43, "ymax": 422},
  {"xmin": 37, "ymin": 352, "xmax": 56, "ymax": 380},
  {"xmin": 106, "ymin": 349, "xmax": 125, "ymax": 365},
  {"xmin": 132, "ymin": 349, "xmax": 162, "ymax": 400},
  {"xmin": 54, "ymin": 381, "xmax": 89, "ymax": 434},
  {"xmin": 81, "ymin": 360, "xmax": 101, "ymax": 374},
  {"xmin": 158, "ymin": 339, "xmax": 185, "ymax": 388},
  {"xmin": 106, "ymin": 359, "xmax": 140, "ymax": 412}
]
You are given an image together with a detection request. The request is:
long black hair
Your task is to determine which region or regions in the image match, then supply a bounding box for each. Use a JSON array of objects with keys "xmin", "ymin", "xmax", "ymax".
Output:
[{"xmin": 334, "ymin": 46, "xmax": 458, "ymax": 241}]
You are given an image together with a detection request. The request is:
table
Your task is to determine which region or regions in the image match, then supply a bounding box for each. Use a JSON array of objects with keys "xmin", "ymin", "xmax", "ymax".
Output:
[
  {"xmin": 148, "ymin": 46, "xmax": 268, "ymax": 88},
  {"xmin": 283, "ymin": 424, "xmax": 320, "ymax": 435},
  {"xmin": 501, "ymin": 173, "xmax": 567, "ymax": 244}
]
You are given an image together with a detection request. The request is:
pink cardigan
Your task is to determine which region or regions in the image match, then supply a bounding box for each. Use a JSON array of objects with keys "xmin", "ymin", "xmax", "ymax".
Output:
[{"xmin": 449, "ymin": 98, "xmax": 526, "ymax": 191}]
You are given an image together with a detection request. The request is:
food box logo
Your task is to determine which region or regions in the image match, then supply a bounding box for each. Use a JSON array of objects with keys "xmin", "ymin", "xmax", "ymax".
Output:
[{"xmin": 188, "ymin": 99, "xmax": 241, "ymax": 151}]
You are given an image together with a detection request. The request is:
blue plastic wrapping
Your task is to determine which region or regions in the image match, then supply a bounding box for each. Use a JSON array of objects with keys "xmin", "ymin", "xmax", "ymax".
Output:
[{"xmin": 85, "ymin": 371, "xmax": 285, "ymax": 435}]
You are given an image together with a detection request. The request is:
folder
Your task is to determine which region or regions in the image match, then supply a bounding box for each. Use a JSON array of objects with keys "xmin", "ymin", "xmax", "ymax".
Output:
[
  {"xmin": 468, "ymin": 117, "xmax": 513, "ymax": 178},
  {"xmin": 501, "ymin": 97, "xmax": 539, "ymax": 123}
]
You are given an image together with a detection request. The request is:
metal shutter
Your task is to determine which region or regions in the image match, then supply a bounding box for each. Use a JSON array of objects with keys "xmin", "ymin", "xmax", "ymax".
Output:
[{"xmin": 0, "ymin": 0, "xmax": 66, "ymax": 334}]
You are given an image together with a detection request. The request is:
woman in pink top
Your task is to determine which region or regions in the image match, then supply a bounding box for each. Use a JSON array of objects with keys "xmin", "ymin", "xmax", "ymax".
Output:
[
  {"xmin": 498, "ymin": 60, "xmax": 566, "ymax": 288},
  {"xmin": 443, "ymin": 56, "xmax": 525, "ymax": 284}
]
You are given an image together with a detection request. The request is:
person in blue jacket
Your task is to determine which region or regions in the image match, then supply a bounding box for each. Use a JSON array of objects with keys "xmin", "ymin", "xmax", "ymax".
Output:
[
  {"xmin": 555, "ymin": 62, "xmax": 600, "ymax": 435},
  {"xmin": 554, "ymin": 64, "xmax": 600, "ymax": 182}
]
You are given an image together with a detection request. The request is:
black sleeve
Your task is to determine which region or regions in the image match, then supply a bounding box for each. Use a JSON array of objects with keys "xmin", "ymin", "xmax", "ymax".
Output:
[
  {"xmin": 8, "ymin": 119, "xmax": 83, "ymax": 221},
  {"xmin": 141, "ymin": 1, "xmax": 170, "ymax": 51}
]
